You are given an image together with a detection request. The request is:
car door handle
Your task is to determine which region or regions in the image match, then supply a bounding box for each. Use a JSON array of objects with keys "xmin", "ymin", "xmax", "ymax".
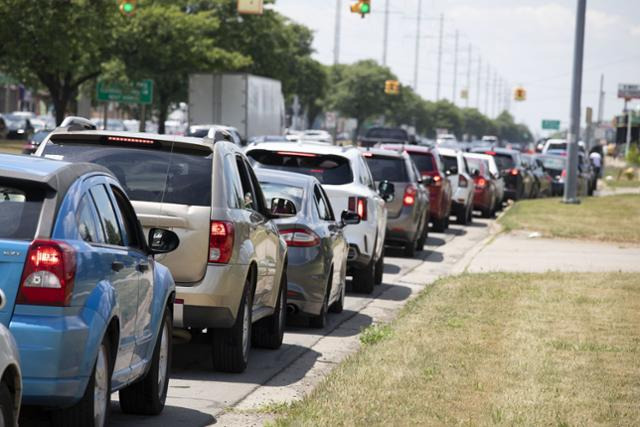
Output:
[
  {"xmin": 111, "ymin": 261, "xmax": 124, "ymax": 272},
  {"xmin": 137, "ymin": 262, "xmax": 150, "ymax": 273}
]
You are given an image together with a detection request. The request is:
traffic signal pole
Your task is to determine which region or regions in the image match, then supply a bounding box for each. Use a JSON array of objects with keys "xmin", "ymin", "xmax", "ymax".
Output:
[
  {"xmin": 436, "ymin": 13, "xmax": 444, "ymax": 100},
  {"xmin": 563, "ymin": 0, "xmax": 587, "ymax": 204},
  {"xmin": 333, "ymin": 0, "xmax": 341, "ymax": 65},
  {"xmin": 382, "ymin": 0, "xmax": 389, "ymax": 66}
]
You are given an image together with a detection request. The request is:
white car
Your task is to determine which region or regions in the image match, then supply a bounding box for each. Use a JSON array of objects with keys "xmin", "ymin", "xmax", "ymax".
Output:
[
  {"xmin": 302, "ymin": 130, "xmax": 333, "ymax": 145},
  {"xmin": 0, "ymin": 324, "xmax": 21, "ymax": 426},
  {"xmin": 187, "ymin": 124, "xmax": 243, "ymax": 146},
  {"xmin": 246, "ymin": 143, "xmax": 389, "ymax": 294},
  {"xmin": 438, "ymin": 147, "xmax": 475, "ymax": 225},
  {"xmin": 542, "ymin": 138, "xmax": 567, "ymax": 153},
  {"xmin": 436, "ymin": 134, "xmax": 459, "ymax": 147},
  {"xmin": 464, "ymin": 152, "xmax": 505, "ymax": 207}
]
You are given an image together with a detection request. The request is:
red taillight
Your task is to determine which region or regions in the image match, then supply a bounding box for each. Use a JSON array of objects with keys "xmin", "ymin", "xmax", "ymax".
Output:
[
  {"xmin": 459, "ymin": 174, "xmax": 468, "ymax": 188},
  {"xmin": 425, "ymin": 174, "xmax": 442, "ymax": 187},
  {"xmin": 348, "ymin": 197, "xmax": 368, "ymax": 221},
  {"xmin": 276, "ymin": 151, "xmax": 317, "ymax": 157},
  {"xmin": 510, "ymin": 168, "xmax": 519, "ymax": 176},
  {"xmin": 17, "ymin": 240, "xmax": 76, "ymax": 306},
  {"xmin": 279, "ymin": 228, "xmax": 320, "ymax": 247},
  {"xmin": 475, "ymin": 177, "xmax": 487, "ymax": 188},
  {"xmin": 403, "ymin": 185, "xmax": 417, "ymax": 206},
  {"xmin": 209, "ymin": 221, "xmax": 234, "ymax": 264},
  {"xmin": 561, "ymin": 169, "xmax": 567, "ymax": 177}
]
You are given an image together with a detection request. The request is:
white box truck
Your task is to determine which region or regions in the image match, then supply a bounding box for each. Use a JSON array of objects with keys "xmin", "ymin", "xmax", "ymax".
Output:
[{"xmin": 188, "ymin": 73, "xmax": 285, "ymax": 141}]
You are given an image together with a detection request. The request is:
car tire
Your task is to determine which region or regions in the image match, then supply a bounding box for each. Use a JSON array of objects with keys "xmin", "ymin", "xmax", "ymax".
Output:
[
  {"xmin": 432, "ymin": 215, "xmax": 446, "ymax": 232},
  {"xmin": 352, "ymin": 258, "xmax": 375, "ymax": 294},
  {"xmin": 0, "ymin": 382, "xmax": 15, "ymax": 427},
  {"xmin": 252, "ymin": 271, "xmax": 286, "ymax": 349},
  {"xmin": 374, "ymin": 253, "xmax": 384, "ymax": 285},
  {"xmin": 456, "ymin": 205, "xmax": 467, "ymax": 225},
  {"xmin": 403, "ymin": 237, "xmax": 417, "ymax": 258},
  {"xmin": 119, "ymin": 306, "xmax": 172, "ymax": 415},
  {"xmin": 51, "ymin": 337, "xmax": 111, "ymax": 427},
  {"xmin": 212, "ymin": 278, "xmax": 253, "ymax": 373},
  {"xmin": 329, "ymin": 280, "xmax": 345, "ymax": 314},
  {"xmin": 309, "ymin": 279, "xmax": 329, "ymax": 329},
  {"xmin": 416, "ymin": 215, "xmax": 428, "ymax": 249}
]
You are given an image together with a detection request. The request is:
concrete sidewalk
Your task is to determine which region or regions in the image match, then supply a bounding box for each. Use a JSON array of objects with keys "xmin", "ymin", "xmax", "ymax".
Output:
[{"xmin": 465, "ymin": 230, "xmax": 640, "ymax": 273}]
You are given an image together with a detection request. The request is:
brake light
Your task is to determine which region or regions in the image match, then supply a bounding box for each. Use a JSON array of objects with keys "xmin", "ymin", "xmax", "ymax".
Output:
[
  {"xmin": 107, "ymin": 136, "xmax": 155, "ymax": 145},
  {"xmin": 362, "ymin": 152, "xmax": 373, "ymax": 157},
  {"xmin": 276, "ymin": 151, "xmax": 317, "ymax": 157},
  {"xmin": 17, "ymin": 240, "xmax": 76, "ymax": 306},
  {"xmin": 348, "ymin": 197, "xmax": 368, "ymax": 221},
  {"xmin": 279, "ymin": 228, "xmax": 320, "ymax": 247},
  {"xmin": 209, "ymin": 221, "xmax": 234, "ymax": 264},
  {"xmin": 510, "ymin": 168, "xmax": 519, "ymax": 176},
  {"xmin": 561, "ymin": 169, "xmax": 567, "ymax": 177},
  {"xmin": 484, "ymin": 151, "xmax": 497, "ymax": 156},
  {"xmin": 430, "ymin": 175, "xmax": 442, "ymax": 186},
  {"xmin": 476, "ymin": 177, "xmax": 487, "ymax": 188},
  {"xmin": 403, "ymin": 185, "xmax": 417, "ymax": 206},
  {"xmin": 459, "ymin": 174, "xmax": 468, "ymax": 188}
]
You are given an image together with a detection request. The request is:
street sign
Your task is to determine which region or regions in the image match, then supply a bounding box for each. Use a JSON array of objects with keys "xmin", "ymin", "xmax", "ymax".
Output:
[
  {"xmin": 96, "ymin": 80, "xmax": 153, "ymax": 105},
  {"xmin": 617, "ymin": 83, "xmax": 640, "ymax": 100},
  {"xmin": 542, "ymin": 119, "xmax": 560, "ymax": 130},
  {"xmin": 325, "ymin": 112, "xmax": 337, "ymax": 129},
  {"xmin": 237, "ymin": 0, "xmax": 263, "ymax": 15}
]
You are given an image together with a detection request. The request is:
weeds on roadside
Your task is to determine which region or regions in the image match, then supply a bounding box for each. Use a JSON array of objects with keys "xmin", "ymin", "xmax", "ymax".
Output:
[{"xmin": 359, "ymin": 323, "xmax": 393, "ymax": 345}]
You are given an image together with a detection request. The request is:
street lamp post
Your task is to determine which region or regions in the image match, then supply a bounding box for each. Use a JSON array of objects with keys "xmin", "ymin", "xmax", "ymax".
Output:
[{"xmin": 563, "ymin": 0, "xmax": 587, "ymax": 204}]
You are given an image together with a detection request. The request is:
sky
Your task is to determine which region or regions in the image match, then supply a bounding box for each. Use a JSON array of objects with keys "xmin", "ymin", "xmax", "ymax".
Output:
[{"xmin": 271, "ymin": 0, "xmax": 640, "ymax": 136}]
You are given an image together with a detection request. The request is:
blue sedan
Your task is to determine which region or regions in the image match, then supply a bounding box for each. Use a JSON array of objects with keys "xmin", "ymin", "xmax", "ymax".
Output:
[{"xmin": 0, "ymin": 154, "xmax": 178, "ymax": 426}]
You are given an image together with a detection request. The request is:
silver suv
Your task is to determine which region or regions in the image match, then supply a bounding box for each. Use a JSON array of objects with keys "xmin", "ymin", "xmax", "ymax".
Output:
[{"xmin": 37, "ymin": 118, "xmax": 291, "ymax": 373}]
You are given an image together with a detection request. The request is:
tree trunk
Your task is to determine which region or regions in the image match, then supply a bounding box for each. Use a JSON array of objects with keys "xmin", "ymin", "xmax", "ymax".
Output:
[{"xmin": 53, "ymin": 91, "xmax": 70, "ymax": 126}]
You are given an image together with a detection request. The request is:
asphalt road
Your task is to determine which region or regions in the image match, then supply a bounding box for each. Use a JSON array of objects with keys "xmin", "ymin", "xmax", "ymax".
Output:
[{"xmin": 21, "ymin": 218, "xmax": 493, "ymax": 427}]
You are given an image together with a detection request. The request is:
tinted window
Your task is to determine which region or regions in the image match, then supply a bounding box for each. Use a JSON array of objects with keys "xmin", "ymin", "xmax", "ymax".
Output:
[
  {"xmin": 441, "ymin": 155, "xmax": 458, "ymax": 173},
  {"xmin": 90, "ymin": 185, "xmax": 123, "ymax": 246},
  {"xmin": 248, "ymin": 150, "xmax": 353, "ymax": 185},
  {"xmin": 223, "ymin": 155, "xmax": 243, "ymax": 209},
  {"xmin": 365, "ymin": 128, "xmax": 408, "ymax": 140},
  {"xmin": 41, "ymin": 142, "xmax": 212, "ymax": 206},
  {"xmin": 260, "ymin": 182, "xmax": 304, "ymax": 212},
  {"xmin": 0, "ymin": 183, "xmax": 44, "ymax": 240},
  {"xmin": 76, "ymin": 194, "xmax": 104, "ymax": 243},
  {"xmin": 364, "ymin": 156, "xmax": 408, "ymax": 182},
  {"xmin": 540, "ymin": 156, "xmax": 565, "ymax": 170},
  {"xmin": 486, "ymin": 153, "xmax": 516, "ymax": 170},
  {"xmin": 236, "ymin": 157, "xmax": 259, "ymax": 211},
  {"xmin": 111, "ymin": 186, "xmax": 141, "ymax": 249},
  {"xmin": 466, "ymin": 157, "xmax": 488, "ymax": 175},
  {"xmin": 314, "ymin": 185, "xmax": 332, "ymax": 221},
  {"xmin": 409, "ymin": 153, "xmax": 435, "ymax": 173}
]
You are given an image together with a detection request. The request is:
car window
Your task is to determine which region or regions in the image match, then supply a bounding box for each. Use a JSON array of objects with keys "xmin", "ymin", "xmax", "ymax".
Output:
[
  {"xmin": 260, "ymin": 182, "xmax": 304, "ymax": 212},
  {"xmin": 224, "ymin": 154, "xmax": 243, "ymax": 209},
  {"xmin": 409, "ymin": 153, "xmax": 435, "ymax": 173},
  {"xmin": 314, "ymin": 185, "xmax": 333, "ymax": 221},
  {"xmin": 90, "ymin": 185, "xmax": 124, "ymax": 246},
  {"xmin": 246, "ymin": 160, "xmax": 268, "ymax": 213},
  {"xmin": 0, "ymin": 183, "xmax": 45, "ymax": 240},
  {"xmin": 111, "ymin": 186, "xmax": 142, "ymax": 249},
  {"xmin": 235, "ymin": 156, "xmax": 259, "ymax": 211},
  {"xmin": 441, "ymin": 155, "xmax": 458, "ymax": 173},
  {"xmin": 76, "ymin": 194, "xmax": 104, "ymax": 244},
  {"xmin": 364, "ymin": 155, "xmax": 408, "ymax": 182},
  {"xmin": 247, "ymin": 150, "xmax": 354, "ymax": 185},
  {"xmin": 318, "ymin": 185, "xmax": 335, "ymax": 220}
]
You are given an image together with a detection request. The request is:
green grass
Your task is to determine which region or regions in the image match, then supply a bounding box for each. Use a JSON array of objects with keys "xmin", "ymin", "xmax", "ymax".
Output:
[
  {"xmin": 270, "ymin": 273, "xmax": 640, "ymax": 426},
  {"xmin": 603, "ymin": 165, "xmax": 640, "ymax": 188},
  {"xmin": 498, "ymin": 194, "xmax": 640, "ymax": 243},
  {"xmin": 0, "ymin": 139, "xmax": 24, "ymax": 154}
]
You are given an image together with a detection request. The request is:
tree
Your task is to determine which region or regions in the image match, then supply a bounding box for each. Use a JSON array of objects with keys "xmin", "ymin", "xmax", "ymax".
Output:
[
  {"xmin": 115, "ymin": 3, "xmax": 248, "ymax": 133},
  {"xmin": 0, "ymin": 0, "xmax": 118, "ymax": 124},
  {"xmin": 461, "ymin": 108, "xmax": 495, "ymax": 140},
  {"xmin": 327, "ymin": 60, "xmax": 395, "ymax": 136},
  {"xmin": 430, "ymin": 100, "xmax": 463, "ymax": 139},
  {"xmin": 492, "ymin": 111, "xmax": 533, "ymax": 142}
]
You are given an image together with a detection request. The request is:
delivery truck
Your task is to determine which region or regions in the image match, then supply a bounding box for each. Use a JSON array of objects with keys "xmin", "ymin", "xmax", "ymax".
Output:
[{"xmin": 188, "ymin": 73, "xmax": 285, "ymax": 142}]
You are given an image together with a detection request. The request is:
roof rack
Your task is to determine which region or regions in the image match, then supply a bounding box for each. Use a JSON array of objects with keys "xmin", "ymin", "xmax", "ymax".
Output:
[{"xmin": 60, "ymin": 116, "xmax": 96, "ymax": 131}]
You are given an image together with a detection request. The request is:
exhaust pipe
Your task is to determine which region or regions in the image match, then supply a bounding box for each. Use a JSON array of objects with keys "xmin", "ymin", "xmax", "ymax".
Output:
[{"xmin": 287, "ymin": 304, "xmax": 298, "ymax": 315}]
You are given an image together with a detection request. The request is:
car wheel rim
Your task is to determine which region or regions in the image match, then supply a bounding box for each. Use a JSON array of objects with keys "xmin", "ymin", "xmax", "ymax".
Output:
[
  {"xmin": 278, "ymin": 285, "xmax": 286, "ymax": 333},
  {"xmin": 157, "ymin": 320, "xmax": 169, "ymax": 399},
  {"xmin": 242, "ymin": 300, "xmax": 250, "ymax": 361},
  {"xmin": 94, "ymin": 344, "xmax": 108, "ymax": 427}
]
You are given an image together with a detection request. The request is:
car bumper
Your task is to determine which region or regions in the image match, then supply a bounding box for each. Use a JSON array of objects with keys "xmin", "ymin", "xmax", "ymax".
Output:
[
  {"xmin": 428, "ymin": 186, "xmax": 447, "ymax": 219},
  {"xmin": 286, "ymin": 247, "xmax": 328, "ymax": 316},
  {"xmin": 473, "ymin": 189, "xmax": 492, "ymax": 210},
  {"xmin": 10, "ymin": 306, "xmax": 105, "ymax": 407},
  {"xmin": 385, "ymin": 209, "xmax": 421, "ymax": 246},
  {"xmin": 175, "ymin": 263, "xmax": 249, "ymax": 329}
]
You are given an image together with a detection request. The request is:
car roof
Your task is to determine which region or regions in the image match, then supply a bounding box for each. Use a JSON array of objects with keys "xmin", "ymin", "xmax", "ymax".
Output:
[
  {"xmin": 470, "ymin": 147, "xmax": 518, "ymax": 156},
  {"xmin": 437, "ymin": 147, "xmax": 461, "ymax": 156},
  {"xmin": 0, "ymin": 153, "xmax": 112, "ymax": 193},
  {"xmin": 255, "ymin": 168, "xmax": 319, "ymax": 189},
  {"xmin": 378, "ymin": 143, "xmax": 433, "ymax": 154},
  {"xmin": 360, "ymin": 147, "xmax": 404, "ymax": 159},
  {"xmin": 246, "ymin": 142, "xmax": 359, "ymax": 158}
]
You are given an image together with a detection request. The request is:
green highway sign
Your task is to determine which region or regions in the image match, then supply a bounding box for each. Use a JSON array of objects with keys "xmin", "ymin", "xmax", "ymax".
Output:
[
  {"xmin": 96, "ymin": 79, "xmax": 153, "ymax": 105},
  {"xmin": 542, "ymin": 119, "xmax": 560, "ymax": 130}
]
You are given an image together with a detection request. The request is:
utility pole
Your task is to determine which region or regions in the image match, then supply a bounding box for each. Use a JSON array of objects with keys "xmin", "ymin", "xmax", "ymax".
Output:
[
  {"xmin": 476, "ymin": 56, "xmax": 482, "ymax": 109},
  {"xmin": 452, "ymin": 30, "xmax": 459, "ymax": 104},
  {"xmin": 466, "ymin": 44, "xmax": 472, "ymax": 108},
  {"xmin": 484, "ymin": 64, "xmax": 490, "ymax": 116},
  {"xmin": 333, "ymin": 0, "xmax": 341, "ymax": 65},
  {"xmin": 493, "ymin": 72, "xmax": 499, "ymax": 117},
  {"xmin": 563, "ymin": 0, "xmax": 587, "ymax": 204},
  {"xmin": 597, "ymin": 74, "xmax": 605, "ymax": 124},
  {"xmin": 436, "ymin": 13, "xmax": 444, "ymax": 100},
  {"xmin": 382, "ymin": 0, "xmax": 390, "ymax": 66},
  {"xmin": 413, "ymin": 0, "xmax": 422, "ymax": 90}
]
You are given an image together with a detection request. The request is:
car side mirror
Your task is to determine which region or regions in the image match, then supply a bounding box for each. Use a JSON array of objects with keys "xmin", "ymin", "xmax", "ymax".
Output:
[
  {"xmin": 148, "ymin": 228, "xmax": 180, "ymax": 255},
  {"xmin": 340, "ymin": 210, "xmax": 361, "ymax": 228},
  {"xmin": 270, "ymin": 197, "xmax": 297, "ymax": 218},
  {"xmin": 378, "ymin": 180, "xmax": 395, "ymax": 202}
]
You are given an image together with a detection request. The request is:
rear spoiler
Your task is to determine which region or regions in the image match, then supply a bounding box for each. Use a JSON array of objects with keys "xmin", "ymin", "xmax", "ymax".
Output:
[{"xmin": 59, "ymin": 116, "xmax": 97, "ymax": 132}]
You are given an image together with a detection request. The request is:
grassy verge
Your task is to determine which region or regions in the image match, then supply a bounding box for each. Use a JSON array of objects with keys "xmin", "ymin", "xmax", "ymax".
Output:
[
  {"xmin": 603, "ymin": 165, "xmax": 640, "ymax": 188},
  {"xmin": 271, "ymin": 273, "xmax": 640, "ymax": 426},
  {"xmin": 0, "ymin": 139, "xmax": 24, "ymax": 154},
  {"xmin": 498, "ymin": 194, "xmax": 640, "ymax": 243}
]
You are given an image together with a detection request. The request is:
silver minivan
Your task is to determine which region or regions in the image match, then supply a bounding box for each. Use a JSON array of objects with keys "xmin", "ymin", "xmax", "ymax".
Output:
[{"xmin": 37, "ymin": 120, "xmax": 293, "ymax": 373}]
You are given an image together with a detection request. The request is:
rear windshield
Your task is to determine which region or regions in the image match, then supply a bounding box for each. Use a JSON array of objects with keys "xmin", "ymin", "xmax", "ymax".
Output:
[
  {"xmin": 466, "ymin": 157, "xmax": 488, "ymax": 175},
  {"xmin": 247, "ymin": 150, "xmax": 353, "ymax": 185},
  {"xmin": 41, "ymin": 141, "xmax": 212, "ymax": 206},
  {"xmin": 540, "ymin": 156, "xmax": 566, "ymax": 170},
  {"xmin": 364, "ymin": 156, "xmax": 408, "ymax": 182},
  {"xmin": 259, "ymin": 182, "xmax": 304, "ymax": 211},
  {"xmin": 440, "ymin": 155, "xmax": 458, "ymax": 173},
  {"xmin": 409, "ymin": 153, "xmax": 435, "ymax": 173},
  {"xmin": 483, "ymin": 152, "xmax": 516, "ymax": 170},
  {"xmin": 365, "ymin": 128, "xmax": 408, "ymax": 140},
  {"xmin": 0, "ymin": 182, "xmax": 44, "ymax": 240}
]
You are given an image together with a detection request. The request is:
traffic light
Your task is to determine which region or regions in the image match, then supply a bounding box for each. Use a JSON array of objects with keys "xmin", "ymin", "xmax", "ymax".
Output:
[
  {"xmin": 350, "ymin": 0, "xmax": 371, "ymax": 18},
  {"xmin": 385, "ymin": 80, "xmax": 400, "ymax": 95},
  {"xmin": 118, "ymin": 0, "xmax": 137, "ymax": 16},
  {"xmin": 514, "ymin": 87, "xmax": 526, "ymax": 101}
]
